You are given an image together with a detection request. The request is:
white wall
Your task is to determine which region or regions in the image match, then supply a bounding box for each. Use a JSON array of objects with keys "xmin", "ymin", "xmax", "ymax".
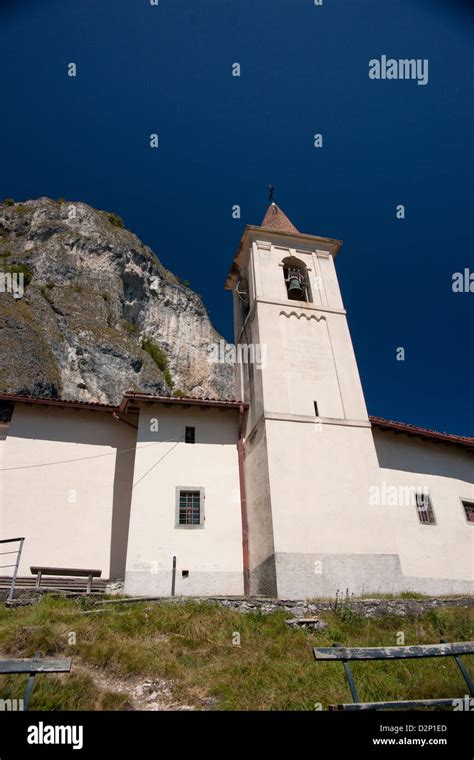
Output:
[
  {"xmin": 372, "ymin": 430, "xmax": 474, "ymax": 589},
  {"xmin": 125, "ymin": 405, "xmax": 244, "ymax": 596},
  {"xmin": 238, "ymin": 231, "xmax": 473, "ymax": 598},
  {"xmin": 0, "ymin": 404, "xmax": 136, "ymax": 578}
]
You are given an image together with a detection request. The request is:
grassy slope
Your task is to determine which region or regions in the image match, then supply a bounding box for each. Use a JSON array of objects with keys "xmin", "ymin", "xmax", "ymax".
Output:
[{"xmin": 0, "ymin": 597, "xmax": 472, "ymax": 711}]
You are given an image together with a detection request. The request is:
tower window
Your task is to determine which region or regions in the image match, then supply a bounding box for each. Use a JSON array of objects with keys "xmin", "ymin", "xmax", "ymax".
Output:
[
  {"xmin": 461, "ymin": 500, "xmax": 474, "ymax": 523},
  {"xmin": 282, "ymin": 256, "xmax": 311, "ymax": 303},
  {"xmin": 185, "ymin": 426, "xmax": 195, "ymax": 444},
  {"xmin": 175, "ymin": 488, "xmax": 204, "ymax": 528},
  {"xmin": 314, "ymin": 401, "xmax": 319, "ymax": 416},
  {"xmin": 415, "ymin": 493, "xmax": 436, "ymax": 525}
]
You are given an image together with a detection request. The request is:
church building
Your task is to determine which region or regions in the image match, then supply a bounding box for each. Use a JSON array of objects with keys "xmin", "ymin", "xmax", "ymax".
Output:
[{"xmin": 0, "ymin": 205, "xmax": 472, "ymax": 599}]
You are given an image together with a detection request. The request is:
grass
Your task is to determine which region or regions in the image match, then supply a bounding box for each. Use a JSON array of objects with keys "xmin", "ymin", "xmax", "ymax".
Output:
[
  {"xmin": 141, "ymin": 336, "xmax": 174, "ymax": 388},
  {"xmin": 122, "ymin": 319, "xmax": 139, "ymax": 335},
  {"xmin": 2, "ymin": 263, "xmax": 33, "ymax": 286},
  {"xmin": 104, "ymin": 211, "xmax": 124, "ymax": 228},
  {"xmin": 0, "ymin": 597, "xmax": 472, "ymax": 711}
]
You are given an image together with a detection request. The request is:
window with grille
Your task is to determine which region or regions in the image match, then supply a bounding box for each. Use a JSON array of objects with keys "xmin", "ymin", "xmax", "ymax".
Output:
[
  {"xmin": 461, "ymin": 500, "xmax": 474, "ymax": 523},
  {"xmin": 415, "ymin": 493, "xmax": 436, "ymax": 525},
  {"xmin": 185, "ymin": 426, "xmax": 195, "ymax": 444},
  {"xmin": 176, "ymin": 488, "xmax": 203, "ymax": 527}
]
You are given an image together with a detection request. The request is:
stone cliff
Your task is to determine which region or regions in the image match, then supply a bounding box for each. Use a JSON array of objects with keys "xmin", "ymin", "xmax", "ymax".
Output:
[{"xmin": 0, "ymin": 198, "xmax": 235, "ymax": 404}]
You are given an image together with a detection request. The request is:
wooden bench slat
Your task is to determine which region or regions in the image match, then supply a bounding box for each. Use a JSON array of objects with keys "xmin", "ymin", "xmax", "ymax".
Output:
[
  {"xmin": 330, "ymin": 698, "xmax": 460, "ymax": 711},
  {"xmin": 0, "ymin": 658, "xmax": 71, "ymax": 674},
  {"xmin": 313, "ymin": 642, "xmax": 474, "ymax": 661},
  {"xmin": 30, "ymin": 567, "xmax": 101, "ymax": 577}
]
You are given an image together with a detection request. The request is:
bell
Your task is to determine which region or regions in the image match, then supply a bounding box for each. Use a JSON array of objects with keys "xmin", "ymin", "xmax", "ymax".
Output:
[{"xmin": 288, "ymin": 276, "xmax": 304, "ymax": 299}]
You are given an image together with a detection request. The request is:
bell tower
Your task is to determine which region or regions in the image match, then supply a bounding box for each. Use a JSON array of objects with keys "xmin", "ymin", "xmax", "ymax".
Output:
[{"xmin": 226, "ymin": 203, "xmax": 385, "ymax": 599}]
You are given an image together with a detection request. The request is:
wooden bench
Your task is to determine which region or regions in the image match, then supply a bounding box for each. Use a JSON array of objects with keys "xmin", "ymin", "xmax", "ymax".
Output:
[
  {"xmin": 0, "ymin": 656, "xmax": 71, "ymax": 710},
  {"xmin": 313, "ymin": 641, "xmax": 474, "ymax": 710},
  {"xmin": 30, "ymin": 566, "xmax": 102, "ymax": 594}
]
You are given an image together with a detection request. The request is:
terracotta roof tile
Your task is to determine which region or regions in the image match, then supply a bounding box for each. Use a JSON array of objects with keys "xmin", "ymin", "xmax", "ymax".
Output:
[{"xmin": 260, "ymin": 203, "xmax": 299, "ymax": 234}]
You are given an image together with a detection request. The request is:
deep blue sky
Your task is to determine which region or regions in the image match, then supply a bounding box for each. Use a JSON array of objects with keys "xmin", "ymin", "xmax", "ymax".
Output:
[{"xmin": 1, "ymin": 0, "xmax": 472, "ymax": 435}]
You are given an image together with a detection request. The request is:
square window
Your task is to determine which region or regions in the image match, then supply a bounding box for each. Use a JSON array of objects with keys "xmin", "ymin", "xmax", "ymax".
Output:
[
  {"xmin": 415, "ymin": 493, "xmax": 436, "ymax": 525},
  {"xmin": 176, "ymin": 488, "xmax": 204, "ymax": 528},
  {"xmin": 185, "ymin": 426, "xmax": 195, "ymax": 444},
  {"xmin": 461, "ymin": 500, "xmax": 474, "ymax": 523}
]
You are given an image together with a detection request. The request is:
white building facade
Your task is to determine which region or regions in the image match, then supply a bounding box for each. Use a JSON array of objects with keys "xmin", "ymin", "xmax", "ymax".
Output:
[{"xmin": 0, "ymin": 204, "xmax": 472, "ymax": 599}]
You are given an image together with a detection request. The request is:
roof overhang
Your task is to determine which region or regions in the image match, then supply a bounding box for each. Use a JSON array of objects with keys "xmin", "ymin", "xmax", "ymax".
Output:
[
  {"xmin": 0, "ymin": 393, "xmax": 116, "ymax": 413},
  {"xmin": 370, "ymin": 415, "xmax": 474, "ymax": 451},
  {"xmin": 119, "ymin": 391, "xmax": 246, "ymax": 414}
]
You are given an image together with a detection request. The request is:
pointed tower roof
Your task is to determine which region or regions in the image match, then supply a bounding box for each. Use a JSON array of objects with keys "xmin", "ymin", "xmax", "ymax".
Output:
[{"xmin": 260, "ymin": 202, "xmax": 299, "ymax": 234}]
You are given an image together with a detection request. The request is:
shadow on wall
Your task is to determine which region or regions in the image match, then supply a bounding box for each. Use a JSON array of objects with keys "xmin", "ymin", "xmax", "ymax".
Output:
[
  {"xmin": 110, "ymin": 442, "xmax": 136, "ymax": 578},
  {"xmin": 373, "ymin": 430, "xmax": 474, "ymax": 482},
  {"xmin": 5, "ymin": 405, "xmax": 137, "ymax": 579}
]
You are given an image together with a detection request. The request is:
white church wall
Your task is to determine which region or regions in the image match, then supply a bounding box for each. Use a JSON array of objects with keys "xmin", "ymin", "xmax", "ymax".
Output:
[
  {"xmin": 256, "ymin": 420, "xmax": 473, "ymax": 599},
  {"xmin": 0, "ymin": 403, "xmax": 136, "ymax": 578},
  {"xmin": 244, "ymin": 420, "xmax": 277, "ymax": 596},
  {"xmin": 125, "ymin": 405, "xmax": 244, "ymax": 597},
  {"xmin": 372, "ymin": 430, "xmax": 473, "ymax": 594},
  {"xmin": 324, "ymin": 311, "xmax": 369, "ymax": 420}
]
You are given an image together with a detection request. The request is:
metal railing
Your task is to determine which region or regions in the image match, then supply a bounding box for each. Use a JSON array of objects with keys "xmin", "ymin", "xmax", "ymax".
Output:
[{"xmin": 0, "ymin": 537, "xmax": 25, "ymax": 603}]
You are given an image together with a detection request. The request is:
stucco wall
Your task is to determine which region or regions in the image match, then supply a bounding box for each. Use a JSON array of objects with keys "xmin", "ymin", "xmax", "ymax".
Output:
[
  {"xmin": 372, "ymin": 430, "xmax": 473, "ymax": 588},
  {"xmin": 260, "ymin": 421, "xmax": 473, "ymax": 599},
  {"xmin": 125, "ymin": 405, "xmax": 244, "ymax": 597},
  {"xmin": 0, "ymin": 404, "xmax": 136, "ymax": 578}
]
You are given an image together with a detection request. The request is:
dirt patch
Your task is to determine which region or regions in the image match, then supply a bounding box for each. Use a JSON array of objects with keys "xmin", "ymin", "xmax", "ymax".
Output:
[{"xmin": 74, "ymin": 662, "xmax": 196, "ymax": 711}]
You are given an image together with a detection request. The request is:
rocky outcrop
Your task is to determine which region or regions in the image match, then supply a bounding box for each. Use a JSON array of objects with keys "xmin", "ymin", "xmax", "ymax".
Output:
[{"xmin": 0, "ymin": 198, "xmax": 235, "ymax": 404}]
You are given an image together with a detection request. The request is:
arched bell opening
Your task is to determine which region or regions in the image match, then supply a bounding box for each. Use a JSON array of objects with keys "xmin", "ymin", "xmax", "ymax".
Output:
[{"xmin": 282, "ymin": 256, "xmax": 312, "ymax": 303}]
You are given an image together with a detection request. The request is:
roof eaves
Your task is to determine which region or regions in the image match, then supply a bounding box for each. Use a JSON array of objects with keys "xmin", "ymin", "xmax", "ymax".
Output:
[
  {"xmin": 120, "ymin": 391, "xmax": 246, "ymax": 413},
  {"xmin": 369, "ymin": 415, "xmax": 474, "ymax": 449},
  {"xmin": 0, "ymin": 393, "xmax": 118, "ymax": 413}
]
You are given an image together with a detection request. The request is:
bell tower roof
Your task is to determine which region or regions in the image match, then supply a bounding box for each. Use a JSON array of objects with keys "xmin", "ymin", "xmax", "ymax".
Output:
[
  {"xmin": 261, "ymin": 202, "xmax": 299, "ymax": 234},
  {"xmin": 225, "ymin": 202, "xmax": 343, "ymax": 291}
]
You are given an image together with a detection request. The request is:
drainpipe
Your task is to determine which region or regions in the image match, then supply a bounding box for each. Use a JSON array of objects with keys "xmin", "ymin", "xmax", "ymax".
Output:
[
  {"xmin": 238, "ymin": 403, "xmax": 250, "ymax": 596},
  {"xmin": 112, "ymin": 411, "xmax": 138, "ymax": 429}
]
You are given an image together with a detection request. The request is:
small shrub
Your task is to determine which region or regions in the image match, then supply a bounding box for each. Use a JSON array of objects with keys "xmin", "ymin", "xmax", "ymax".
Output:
[
  {"xmin": 332, "ymin": 588, "xmax": 357, "ymax": 624},
  {"xmin": 0, "ymin": 250, "xmax": 12, "ymax": 258},
  {"xmin": 172, "ymin": 389, "xmax": 186, "ymax": 398},
  {"xmin": 122, "ymin": 320, "xmax": 139, "ymax": 335},
  {"xmin": 40, "ymin": 282, "xmax": 55, "ymax": 302},
  {"xmin": 106, "ymin": 212, "xmax": 124, "ymax": 228},
  {"xmin": 2, "ymin": 198, "xmax": 15, "ymax": 206},
  {"xmin": 5, "ymin": 263, "xmax": 32, "ymax": 286},
  {"xmin": 141, "ymin": 337, "xmax": 174, "ymax": 388}
]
